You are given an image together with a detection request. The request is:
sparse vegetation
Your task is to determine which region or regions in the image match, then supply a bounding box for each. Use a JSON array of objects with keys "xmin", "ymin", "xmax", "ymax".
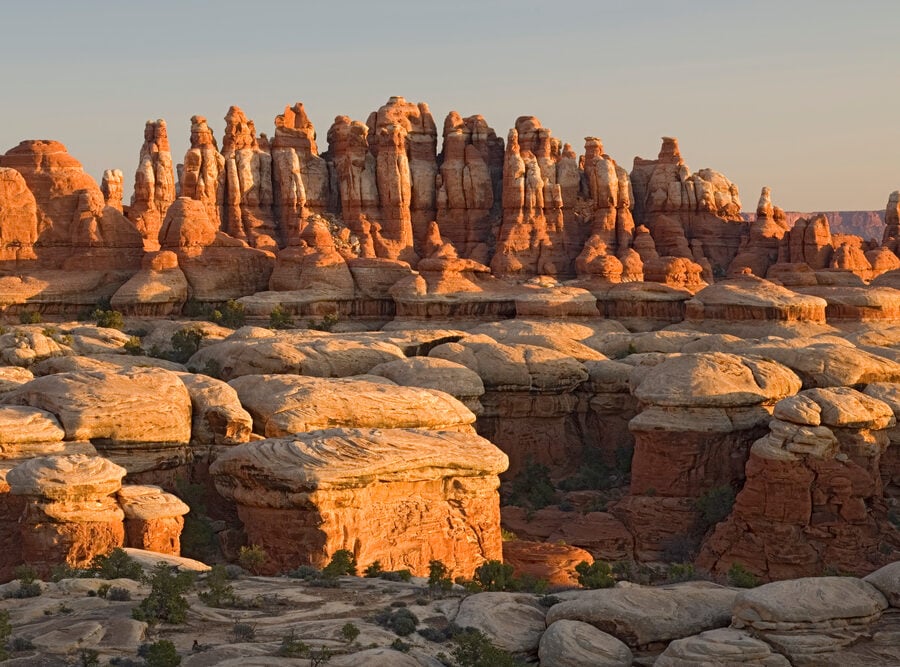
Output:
[
  {"xmin": 132, "ymin": 563, "xmax": 195, "ymax": 625},
  {"xmin": 124, "ymin": 335, "xmax": 143, "ymax": 355},
  {"xmin": 507, "ymin": 460, "xmax": 557, "ymax": 512},
  {"xmin": 199, "ymin": 565, "xmax": 238, "ymax": 608},
  {"xmin": 18, "ymin": 310, "xmax": 41, "ymax": 324},
  {"xmin": 442, "ymin": 628, "xmax": 526, "ymax": 667},
  {"xmin": 238, "ymin": 544, "xmax": 268, "ymax": 575},
  {"xmin": 277, "ymin": 630, "xmax": 332, "ymax": 664},
  {"xmin": 168, "ymin": 327, "xmax": 204, "ymax": 363},
  {"xmin": 92, "ymin": 308, "xmax": 125, "ymax": 330},
  {"xmin": 339, "ymin": 621, "xmax": 360, "ymax": 644},
  {"xmin": 428, "ymin": 559, "xmax": 453, "ymax": 596},
  {"xmin": 473, "ymin": 560, "xmax": 517, "ymax": 592},
  {"xmin": 727, "ymin": 563, "xmax": 760, "ymax": 588},
  {"xmin": 574, "ymin": 560, "xmax": 615, "ymax": 589},
  {"xmin": 210, "ymin": 299, "xmax": 246, "ymax": 328},
  {"xmin": 322, "ymin": 549, "xmax": 357, "ymax": 578},
  {"xmin": 0, "ymin": 610, "xmax": 10, "ymax": 660},
  {"xmin": 90, "ymin": 547, "xmax": 143, "ymax": 581},
  {"xmin": 139, "ymin": 639, "xmax": 182, "ymax": 667},
  {"xmin": 269, "ymin": 303, "xmax": 294, "ymax": 329},
  {"xmin": 231, "ymin": 621, "xmax": 257, "ymax": 642},
  {"xmin": 666, "ymin": 562, "xmax": 697, "ymax": 583},
  {"xmin": 8, "ymin": 565, "xmax": 42, "ymax": 599},
  {"xmin": 695, "ymin": 485, "xmax": 736, "ymax": 529},
  {"xmin": 363, "ymin": 561, "xmax": 384, "ymax": 578},
  {"xmin": 308, "ymin": 312, "xmax": 339, "ymax": 332},
  {"xmin": 373, "ymin": 606, "xmax": 419, "ymax": 636}
]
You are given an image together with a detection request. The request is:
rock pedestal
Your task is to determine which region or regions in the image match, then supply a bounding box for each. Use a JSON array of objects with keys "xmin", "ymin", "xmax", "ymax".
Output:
[
  {"xmin": 210, "ymin": 428, "xmax": 508, "ymax": 577},
  {"xmin": 7, "ymin": 455, "xmax": 126, "ymax": 576},
  {"xmin": 117, "ymin": 485, "xmax": 189, "ymax": 555}
]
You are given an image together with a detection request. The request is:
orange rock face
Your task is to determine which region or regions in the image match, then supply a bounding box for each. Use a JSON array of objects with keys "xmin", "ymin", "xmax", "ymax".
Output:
[
  {"xmin": 502, "ymin": 539, "xmax": 593, "ymax": 587},
  {"xmin": 127, "ymin": 120, "xmax": 176, "ymax": 247},
  {"xmin": 210, "ymin": 428, "xmax": 508, "ymax": 577}
]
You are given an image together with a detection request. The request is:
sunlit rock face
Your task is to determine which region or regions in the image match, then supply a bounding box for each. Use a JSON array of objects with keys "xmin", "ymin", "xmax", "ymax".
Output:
[{"xmin": 210, "ymin": 427, "xmax": 508, "ymax": 577}]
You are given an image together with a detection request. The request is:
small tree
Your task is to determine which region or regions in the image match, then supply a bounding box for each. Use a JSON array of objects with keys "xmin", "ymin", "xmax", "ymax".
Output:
[
  {"xmin": 428, "ymin": 559, "xmax": 453, "ymax": 596},
  {"xmin": 132, "ymin": 563, "xmax": 195, "ymax": 625},
  {"xmin": 269, "ymin": 304, "xmax": 294, "ymax": 329},
  {"xmin": 91, "ymin": 547, "xmax": 143, "ymax": 580},
  {"xmin": 322, "ymin": 549, "xmax": 357, "ymax": 578},
  {"xmin": 169, "ymin": 327, "xmax": 204, "ymax": 364},
  {"xmin": 695, "ymin": 485, "xmax": 736, "ymax": 529},
  {"xmin": 574, "ymin": 561, "xmax": 615, "ymax": 589},
  {"xmin": 199, "ymin": 565, "xmax": 238, "ymax": 607},
  {"xmin": 238, "ymin": 544, "xmax": 267, "ymax": 575},
  {"xmin": 92, "ymin": 309, "xmax": 125, "ymax": 330},
  {"xmin": 211, "ymin": 300, "xmax": 246, "ymax": 328},
  {"xmin": 340, "ymin": 621, "xmax": 360, "ymax": 644},
  {"xmin": 363, "ymin": 561, "xmax": 384, "ymax": 578},
  {"xmin": 727, "ymin": 563, "xmax": 760, "ymax": 588},
  {"xmin": 140, "ymin": 639, "xmax": 182, "ymax": 667},
  {"xmin": 448, "ymin": 628, "xmax": 524, "ymax": 667},
  {"xmin": 473, "ymin": 560, "xmax": 517, "ymax": 592}
]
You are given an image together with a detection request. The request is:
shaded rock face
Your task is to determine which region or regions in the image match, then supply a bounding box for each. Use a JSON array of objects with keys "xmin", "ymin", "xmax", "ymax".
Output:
[
  {"xmin": 698, "ymin": 387, "xmax": 900, "ymax": 580},
  {"xmin": 210, "ymin": 428, "xmax": 508, "ymax": 577},
  {"xmin": 613, "ymin": 353, "xmax": 802, "ymax": 560}
]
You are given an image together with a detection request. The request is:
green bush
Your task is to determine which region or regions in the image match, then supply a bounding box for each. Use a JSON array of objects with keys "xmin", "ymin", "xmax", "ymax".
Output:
[
  {"xmin": 727, "ymin": 563, "xmax": 760, "ymax": 588},
  {"xmin": 77, "ymin": 649, "xmax": 100, "ymax": 667},
  {"xmin": 277, "ymin": 630, "xmax": 332, "ymax": 664},
  {"xmin": 473, "ymin": 560, "xmax": 517, "ymax": 592},
  {"xmin": 93, "ymin": 309, "xmax": 125, "ymax": 330},
  {"xmin": 363, "ymin": 561, "xmax": 384, "ymax": 578},
  {"xmin": 139, "ymin": 639, "xmax": 182, "ymax": 667},
  {"xmin": 231, "ymin": 621, "xmax": 256, "ymax": 642},
  {"xmin": 19, "ymin": 310, "xmax": 42, "ymax": 324},
  {"xmin": 446, "ymin": 628, "xmax": 525, "ymax": 667},
  {"xmin": 508, "ymin": 460, "xmax": 557, "ymax": 511},
  {"xmin": 379, "ymin": 569, "xmax": 412, "ymax": 582},
  {"xmin": 428, "ymin": 559, "xmax": 453, "ymax": 596},
  {"xmin": 107, "ymin": 586, "xmax": 132, "ymax": 601},
  {"xmin": 373, "ymin": 607, "xmax": 419, "ymax": 636},
  {"xmin": 199, "ymin": 565, "xmax": 238, "ymax": 608},
  {"xmin": 322, "ymin": 549, "xmax": 357, "ymax": 578},
  {"xmin": 211, "ymin": 300, "xmax": 246, "ymax": 329},
  {"xmin": 238, "ymin": 544, "xmax": 267, "ymax": 575},
  {"xmin": 132, "ymin": 563, "xmax": 195, "ymax": 625},
  {"xmin": 308, "ymin": 312, "xmax": 339, "ymax": 332},
  {"xmin": 695, "ymin": 485, "xmax": 736, "ymax": 528},
  {"xmin": 124, "ymin": 336, "xmax": 143, "ymax": 355},
  {"xmin": 91, "ymin": 547, "xmax": 143, "ymax": 581},
  {"xmin": 8, "ymin": 565, "xmax": 41, "ymax": 598},
  {"xmin": 666, "ymin": 563, "xmax": 697, "ymax": 583},
  {"xmin": 0, "ymin": 610, "xmax": 10, "ymax": 660},
  {"xmin": 168, "ymin": 327, "xmax": 204, "ymax": 364},
  {"xmin": 574, "ymin": 561, "xmax": 615, "ymax": 589},
  {"xmin": 340, "ymin": 621, "xmax": 360, "ymax": 643},
  {"xmin": 269, "ymin": 303, "xmax": 294, "ymax": 330}
]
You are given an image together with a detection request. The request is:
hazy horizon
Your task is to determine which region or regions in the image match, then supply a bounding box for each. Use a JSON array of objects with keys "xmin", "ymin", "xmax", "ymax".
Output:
[{"xmin": 2, "ymin": 0, "xmax": 897, "ymax": 212}]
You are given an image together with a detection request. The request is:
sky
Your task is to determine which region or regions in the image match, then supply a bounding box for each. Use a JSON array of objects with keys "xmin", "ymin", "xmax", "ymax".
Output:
[{"xmin": 1, "ymin": 0, "xmax": 897, "ymax": 212}]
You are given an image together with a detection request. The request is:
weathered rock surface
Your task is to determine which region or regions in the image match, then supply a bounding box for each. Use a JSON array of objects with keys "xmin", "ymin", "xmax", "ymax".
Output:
[
  {"xmin": 367, "ymin": 356, "xmax": 485, "ymax": 414},
  {"xmin": 655, "ymin": 627, "xmax": 791, "ymax": 666},
  {"xmin": 210, "ymin": 428, "xmax": 508, "ymax": 576},
  {"xmin": 538, "ymin": 619, "xmax": 633, "ymax": 667},
  {"xmin": 501, "ymin": 539, "xmax": 594, "ymax": 588},
  {"xmin": 455, "ymin": 592, "xmax": 546, "ymax": 654},
  {"xmin": 117, "ymin": 484, "xmax": 188, "ymax": 554}
]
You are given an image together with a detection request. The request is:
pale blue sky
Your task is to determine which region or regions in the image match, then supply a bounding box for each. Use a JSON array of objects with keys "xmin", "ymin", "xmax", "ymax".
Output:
[{"xmin": 2, "ymin": 0, "xmax": 897, "ymax": 211}]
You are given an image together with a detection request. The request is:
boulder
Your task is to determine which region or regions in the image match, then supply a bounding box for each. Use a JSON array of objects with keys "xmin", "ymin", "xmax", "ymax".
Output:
[
  {"xmin": 538, "ymin": 619, "xmax": 633, "ymax": 667},
  {"xmin": 655, "ymin": 628, "xmax": 791, "ymax": 666},
  {"xmin": 455, "ymin": 592, "xmax": 546, "ymax": 654}
]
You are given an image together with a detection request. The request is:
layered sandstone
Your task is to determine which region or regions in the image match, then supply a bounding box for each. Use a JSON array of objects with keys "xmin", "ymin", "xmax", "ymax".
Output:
[
  {"xmin": 116, "ymin": 484, "xmax": 189, "ymax": 555},
  {"xmin": 210, "ymin": 428, "xmax": 508, "ymax": 576},
  {"xmin": 128, "ymin": 120, "xmax": 176, "ymax": 247}
]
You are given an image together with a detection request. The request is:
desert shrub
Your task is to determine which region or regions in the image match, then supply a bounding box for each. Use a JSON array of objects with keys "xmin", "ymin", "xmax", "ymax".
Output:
[
  {"xmin": 286, "ymin": 565, "xmax": 320, "ymax": 580},
  {"xmin": 538, "ymin": 594, "xmax": 561, "ymax": 608},
  {"xmin": 210, "ymin": 300, "xmax": 246, "ymax": 328},
  {"xmin": 611, "ymin": 560, "xmax": 654, "ymax": 585},
  {"xmin": 558, "ymin": 455, "xmax": 619, "ymax": 492},
  {"xmin": 322, "ymin": 549, "xmax": 357, "ymax": 578},
  {"xmin": 340, "ymin": 621, "xmax": 360, "ymax": 643},
  {"xmin": 231, "ymin": 621, "xmax": 256, "ymax": 642},
  {"xmin": 9, "ymin": 565, "xmax": 41, "ymax": 599},
  {"xmin": 661, "ymin": 535, "xmax": 696, "ymax": 563},
  {"xmin": 132, "ymin": 563, "xmax": 195, "ymax": 625},
  {"xmin": 277, "ymin": 630, "xmax": 332, "ymax": 664},
  {"xmin": 168, "ymin": 327, "xmax": 204, "ymax": 364},
  {"xmin": 238, "ymin": 544, "xmax": 267, "ymax": 575},
  {"xmin": 93, "ymin": 309, "xmax": 124, "ymax": 330},
  {"xmin": 308, "ymin": 312, "xmax": 339, "ymax": 332},
  {"xmin": 508, "ymin": 460, "xmax": 557, "ymax": 511},
  {"xmin": 379, "ymin": 569, "xmax": 412, "ymax": 582},
  {"xmin": 269, "ymin": 303, "xmax": 294, "ymax": 329},
  {"xmin": 445, "ymin": 628, "xmax": 525, "ymax": 667},
  {"xmin": 9, "ymin": 636, "xmax": 34, "ymax": 652},
  {"xmin": 473, "ymin": 560, "xmax": 517, "ymax": 592},
  {"xmin": 374, "ymin": 607, "xmax": 419, "ymax": 636},
  {"xmin": 391, "ymin": 638, "xmax": 411, "ymax": 652},
  {"xmin": 363, "ymin": 561, "xmax": 384, "ymax": 578},
  {"xmin": 574, "ymin": 561, "xmax": 615, "ymax": 589},
  {"xmin": 50, "ymin": 563, "xmax": 88, "ymax": 581},
  {"xmin": 19, "ymin": 310, "xmax": 41, "ymax": 324},
  {"xmin": 695, "ymin": 485, "xmax": 736, "ymax": 528},
  {"xmin": 77, "ymin": 648, "xmax": 100, "ymax": 666},
  {"xmin": 428, "ymin": 559, "xmax": 453, "ymax": 596},
  {"xmin": 666, "ymin": 563, "xmax": 697, "ymax": 583},
  {"xmin": 727, "ymin": 563, "xmax": 760, "ymax": 588},
  {"xmin": 139, "ymin": 639, "xmax": 182, "ymax": 667},
  {"xmin": 91, "ymin": 547, "xmax": 143, "ymax": 581},
  {"xmin": 124, "ymin": 336, "xmax": 143, "ymax": 355},
  {"xmin": 107, "ymin": 586, "xmax": 132, "ymax": 601},
  {"xmin": 199, "ymin": 565, "xmax": 238, "ymax": 607}
]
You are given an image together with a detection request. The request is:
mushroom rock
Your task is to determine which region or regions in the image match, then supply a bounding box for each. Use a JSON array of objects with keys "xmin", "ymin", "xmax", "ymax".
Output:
[
  {"xmin": 366, "ymin": 96, "xmax": 437, "ymax": 254},
  {"xmin": 7, "ymin": 455, "xmax": 126, "ymax": 577},
  {"xmin": 268, "ymin": 216, "xmax": 355, "ymax": 297},
  {"xmin": 698, "ymin": 387, "xmax": 900, "ymax": 580},
  {"xmin": 434, "ymin": 111, "xmax": 502, "ymax": 258},
  {"xmin": 127, "ymin": 120, "xmax": 176, "ymax": 248},
  {"xmin": 221, "ymin": 106, "xmax": 277, "ymax": 249},
  {"xmin": 116, "ymin": 484, "xmax": 189, "ymax": 555},
  {"xmin": 793, "ymin": 284, "xmax": 900, "ymax": 324},
  {"xmin": 2, "ymin": 368, "xmax": 192, "ymax": 488},
  {"xmin": 866, "ymin": 245, "xmax": 900, "ymax": 279},
  {"xmin": 179, "ymin": 115, "xmax": 225, "ymax": 233},
  {"xmin": 271, "ymin": 102, "xmax": 330, "ymax": 243},
  {"xmin": 613, "ymin": 352, "xmax": 802, "ymax": 560},
  {"xmin": 630, "ymin": 137, "xmax": 745, "ymax": 274},
  {"xmin": 325, "ymin": 115, "xmax": 380, "ymax": 233},
  {"xmin": 158, "ymin": 197, "xmax": 274, "ymax": 302},
  {"xmin": 430, "ymin": 335, "xmax": 588, "ymax": 479},
  {"xmin": 0, "ymin": 166, "xmax": 40, "ymax": 264},
  {"xmin": 110, "ymin": 250, "xmax": 189, "ymax": 316},
  {"xmin": 209, "ymin": 428, "xmax": 508, "ymax": 577},
  {"xmin": 100, "ymin": 169, "xmax": 124, "ymax": 212},
  {"xmin": 491, "ymin": 118, "xmax": 572, "ymax": 278}
]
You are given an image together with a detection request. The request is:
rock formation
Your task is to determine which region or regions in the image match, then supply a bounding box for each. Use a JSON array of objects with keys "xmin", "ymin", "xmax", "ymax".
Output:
[
  {"xmin": 210, "ymin": 428, "xmax": 508, "ymax": 576},
  {"xmin": 128, "ymin": 120, "xmax": 176, "ymax": 247},
  {"xmin": 116, "ymin": 484, "xmax": 189, "ymax": 555}
]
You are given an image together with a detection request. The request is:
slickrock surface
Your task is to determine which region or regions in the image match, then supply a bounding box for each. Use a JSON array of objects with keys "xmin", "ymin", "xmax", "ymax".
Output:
[
  {"xmin": 538, "ymin": 619, "xmax": 633, "ymax": 667},
  {"xmin": 229, "ymin": 374, "xmax": 474, "ymax": 437},
  {"xmin": 210, "ymin": 428, "xmax": 507, "ymax": 576},
  {"xmin": 654, "ymin": 628, "xmax": 791, "ymax": 667}
]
